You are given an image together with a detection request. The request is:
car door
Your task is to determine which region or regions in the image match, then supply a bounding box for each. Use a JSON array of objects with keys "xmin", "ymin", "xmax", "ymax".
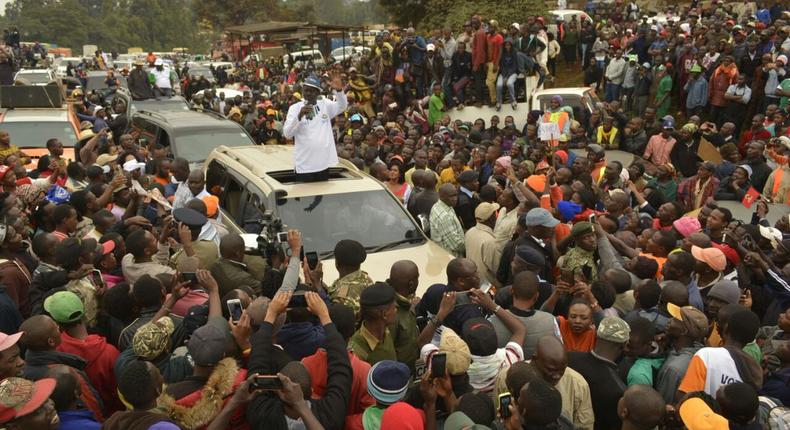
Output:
[{"xmin": 206, "ymin": 159, "xmax": 249, "ymax": 234}]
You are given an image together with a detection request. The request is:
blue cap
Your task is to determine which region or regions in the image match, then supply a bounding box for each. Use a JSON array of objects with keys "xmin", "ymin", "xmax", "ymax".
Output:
[
  {"xmin": 303, "ymin": 74, "xmax": 322, "ymax": 90},
  {"xmin": 662, "ymin": 119, "xmax": 675, "ymax": 129},
  {"xmin": 524, "ymin": 208, "xmax": 560, "ymax": 228},
  {"xmin": 350, "ymin": 113, "xmax": 363, "ymax": 122},
  {"xmin": 367, "ymin": 360, "xmax": 410, "ymax": 405},
  {"xmin": 45, "ymin": 186, "xmax": 70, "ymax": 204}
]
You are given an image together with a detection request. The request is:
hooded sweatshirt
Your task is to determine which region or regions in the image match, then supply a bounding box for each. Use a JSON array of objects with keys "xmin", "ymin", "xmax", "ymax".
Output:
[
  {"xmin": 102, "ymin": 409, "xmax": 180, "ymax": 430},
  {"xmin": 57, "ymin": 331, "xmax": 122, "ymax": 414},
  {"xmin": 276, "ymin": 322, "xmax": 326, "ymax": 361}
]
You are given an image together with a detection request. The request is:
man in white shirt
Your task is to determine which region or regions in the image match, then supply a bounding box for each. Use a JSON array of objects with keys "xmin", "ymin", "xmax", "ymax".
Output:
[
  {"xmin": 283, "ymin": 71, "xmax": 347, "ymax": 181},
  {"xmin": 150, "ymin": 59, "xmax": 173, "ymax": 97}
]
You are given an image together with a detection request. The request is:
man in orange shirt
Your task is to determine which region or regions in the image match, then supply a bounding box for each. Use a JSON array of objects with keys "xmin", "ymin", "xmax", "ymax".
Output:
[
  {"xmin": 587, "ymin": 144, "xmax": 607, "ymax": 184},
  {"xmin": 485, "ymin": 20, "xmax": 504, "ymax": 106}
]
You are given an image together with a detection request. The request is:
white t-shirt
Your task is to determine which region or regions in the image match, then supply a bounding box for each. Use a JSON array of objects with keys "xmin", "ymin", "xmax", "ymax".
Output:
[
  {"xmin": 151, "ymin": 69, "xmax": 171, "ymax": 89},
  {"xmin": 468, "ymin": 341, "xmax": 525, "ymax": 392}
]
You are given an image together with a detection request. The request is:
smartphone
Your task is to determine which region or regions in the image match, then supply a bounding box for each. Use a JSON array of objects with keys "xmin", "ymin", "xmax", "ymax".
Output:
[
  {"xmin": 182, "ymin": 272, "xmax": 198, "ymax": 285},
  {"xmin": 227, "ymin": 299, "xmax": 243, "ymax": 322},
  {"xmin": 305, "ymin": 251, "xmax": 319, "ymax": 270},
  {"xmin": 455, "ymin": 292, "xmax": 471, "ymax": 306},
  {"xmin": 287, "ymin": 291, "xmax": 308, "ymax": 308},
  {"xmin": 276, "ymin": 231, "xmax": 288, "ymax": 243},
  {"xmin": 250, "ymin": 375, "xmax": 283, "ymax": 391},
  {"xmin": 498, "ymin": 392, "xmax": 513, "ymax": 418},
  {"xmin": 588, "ymin": 213, "xmax": 597, "ymax": 223},
  {"xmin": 560, "ymin": 267, "xmax": 575, "ymax": 284},
  {"xmin": 479, "ymin": 281, "xmax": 492, "ymax": 294},
  {"xmin": 91, "ymin": 269, "xmax": 104, "ymax": 287},
  {"xmin": 431, "ymin": 352, "xmax": 447, "ymax": 378}
]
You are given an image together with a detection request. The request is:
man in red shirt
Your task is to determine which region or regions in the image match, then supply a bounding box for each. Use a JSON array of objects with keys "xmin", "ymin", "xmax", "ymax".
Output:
[
  {"xmin": 471, "ymin": 17, "xmax": 488, "ymax": 106},
  {"xmin": 739, "ymin": 114, "xmax": 772, "ymax": 157},
  {"xmin": 486, "ymin": 20, "xmax": 504, "ymax": 106}
]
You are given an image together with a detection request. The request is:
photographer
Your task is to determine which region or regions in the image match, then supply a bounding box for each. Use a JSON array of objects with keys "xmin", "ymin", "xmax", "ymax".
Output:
[{"xmin": 246, "ymin": 291, "xmax": 352, "ymax": 430}]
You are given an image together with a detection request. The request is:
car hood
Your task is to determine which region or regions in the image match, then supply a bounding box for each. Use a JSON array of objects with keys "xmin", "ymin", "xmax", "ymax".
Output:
[{"xmin": 319, "ymin": 240, "xmax": 453, "ymax": 297}]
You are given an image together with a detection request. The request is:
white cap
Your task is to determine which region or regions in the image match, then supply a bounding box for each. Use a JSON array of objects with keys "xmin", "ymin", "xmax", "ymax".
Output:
[
  {"xmin": 426, "ymin": 44, "xmax": 435, "ymax": 51},
  {"xmin": 154, "ymin": 59, "xmax": 163, "ymax": 66},
  {"xmin": 92, "ymin": 105, "xmax": 105, "ymax": 114},
  {"xmin": 512, "ymin": 22, "xmax": 521, "ymax": 30}
]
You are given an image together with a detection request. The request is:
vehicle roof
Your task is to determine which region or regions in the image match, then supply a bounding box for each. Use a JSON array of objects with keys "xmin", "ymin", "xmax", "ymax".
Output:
[
  {"xmin": 210, "ymin": 145, "xmax": 383, "ymax": 198},
  {"xmin": 16, "ymin": 69, "xmax": 51, "ymax": 74},
  {"xmin": 533, "ymin": 87, "xmax": 592, "ymax": 97},
  {"xmin": 2, "ymin": 108, "xmax": 70, "ymax": 122},
  {"xmin": 137, "ymin": 110, "xmax": 242, "ymax": 129},
  {"xmin": 549, "ymin": 9, "xmax": 587, "ymax": 14}
]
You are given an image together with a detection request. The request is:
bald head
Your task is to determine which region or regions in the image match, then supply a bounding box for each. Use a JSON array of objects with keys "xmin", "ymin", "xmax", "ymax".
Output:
[
  {"xmin": 439, "ymin": 183, "xmax": 458, "ymax": 206},
  {"xmin": 187, "ymin": 169, "xmax": 205, "ymax": 196},
  {"xmin": 389, "ymin": 260, "xmax": 419, "ymax": 297},
  {"xmin": 619, "ymin": 385, "xmax": 666, "ymax": 430},
  {"xmin": 20, "ymin": 315, "xmax": 60, "ymax": 352},
  {"xmin": 219, "ymin": 233, "xmax": 245, "ymax": 260},
  {"xmin": 660, "ymin": 280, "xmax": 689, "ymax": 307},
  {"xmin": 532, "ymin": 336, "xmax": 567, "ymax": 385}
]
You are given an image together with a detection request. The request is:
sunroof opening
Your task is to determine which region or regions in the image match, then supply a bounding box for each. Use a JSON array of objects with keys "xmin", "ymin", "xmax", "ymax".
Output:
[{"xmin": 267, "ymin": 167, "xmax": 359, "ymax": 184}]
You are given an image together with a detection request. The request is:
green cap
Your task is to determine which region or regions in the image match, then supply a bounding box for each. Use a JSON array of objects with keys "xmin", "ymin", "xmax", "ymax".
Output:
[
  {"xmin": 43, "ymin": 291, "xmax": 84, "ymax": 324},
  {"xmin": 690, "ymin": 64, "xmax": 703, "ymax": 73},
  {"xmin": 628, "ymin": 54, "xmax": 638, "ymax": 62}
]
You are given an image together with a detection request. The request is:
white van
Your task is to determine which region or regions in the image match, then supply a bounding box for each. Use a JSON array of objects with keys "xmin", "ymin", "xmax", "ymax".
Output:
[{"xmin": 283, "ymin": 50, "xmax": 324, "ymax": 69}]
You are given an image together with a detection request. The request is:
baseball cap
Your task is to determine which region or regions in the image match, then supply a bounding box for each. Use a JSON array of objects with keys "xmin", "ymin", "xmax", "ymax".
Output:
[
  {"xmin": 679, "ymin": 397, "xmax": 729, "ymax": 430},
  {"xmin": 515, "ymin": 245, "xmax": 547, "ymax": 267},
  {"xmin": 187, "ymin": 318, "xmax": 229, "ymax": 366},
  {"xmin": 303, "ymin": 74, "xmax": 322, "ymax": 90},
  {"xmin": 43, "ymin": 291, "xmax": 84, "ymax": 324},
  {"xmin": 641, "ymin": 62, "xmax": 651, "ymax": 69},
  {"xmin": 426, "ymin": 43, "xmax": 435, "ymax": 51},
  {"xmin": 133, "ymin": 318, "xmax": 175, "ymax": 360},
  {"xmin": 122, "ymin": 159, "xmax": 146, "ymax": 174},
  {"xmin": 597, "ymin": 316, "xmax": 630, "ymax": 343},
  {"xmin": 691, "ymin": 245, "xmax": 727, "ymax": 272},
  {"xmin": 0, "ymin": 377, "xmax": 56, "ymax": 424},
  {"xmin": 525, "ymin": 208, "xmax": 560, "ymax": 228},
  {"xmin": 667, "ymin": 303, "xmax": 709, "ymax": 338},
  {"xmin": 438, "ymin": 327, "xmax": 471, "ymax": 375},
  {"xmin": 475, "ymin": 202, "xmax": 500, "ymax": 222},
  {"xmin": 586, "ymin": 143, "xmax": 605, "ymax": 153},
  {"xmin": 662, "ymin": 119, "xmax": 675, "ymax": 129},
  {"xmin": 462, "ymin": 318, "xmax": 498, "ymax": 356},
  {"xmin": 0, "ymin": 332, "xmax": 22, "ymax": 353},
  {"xmin": 154, "ymin": 59, "xmax": 163, "ymax": 66},
  {"xmin": 760, "ymin": 225, "xmax": 783, "ymax": 249},
  {"xmin": 173, "ymin": 207, "xmax": 208, "ymax": 229},
  {"xmin": 95, "ymin": 153, "xmax": 118, "ymax": 166},
  {"xmin": 350, "ymin": 113, "xmax": 363, "ymax": 122},
  {"xmin": 92, "ymin": 105, "xmax": 105, "ymax": 114}
]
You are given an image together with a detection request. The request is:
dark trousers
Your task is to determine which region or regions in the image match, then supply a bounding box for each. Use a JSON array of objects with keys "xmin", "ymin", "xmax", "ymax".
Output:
[
  {"xmin": 473, "ymin": 66, "xmax": 486, "ymax": 103},
  {"xmin": 296, "ymin": 169, "xmax": 329, "ymax": 182}
]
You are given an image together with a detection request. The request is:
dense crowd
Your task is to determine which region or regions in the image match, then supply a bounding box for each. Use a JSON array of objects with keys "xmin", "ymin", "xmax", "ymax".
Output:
[{"xmin": 0, "ymin": 1, "xmax": 790, "ymax": 430}]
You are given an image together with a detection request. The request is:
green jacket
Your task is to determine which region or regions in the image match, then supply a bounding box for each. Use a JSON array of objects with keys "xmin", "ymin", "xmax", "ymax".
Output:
[
  {"xmin": 210, "ymin": 258, "xmax": 262, "ymax": 297},
  {"xmin": 390, "ymin": 294, "xmax": 419, "ymax": 370}
]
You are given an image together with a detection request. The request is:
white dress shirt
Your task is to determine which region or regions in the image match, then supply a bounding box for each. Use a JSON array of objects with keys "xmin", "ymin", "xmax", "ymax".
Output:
[{"xmin": 283, "ymin": 90, "xmax": 348, "ymax": 173}]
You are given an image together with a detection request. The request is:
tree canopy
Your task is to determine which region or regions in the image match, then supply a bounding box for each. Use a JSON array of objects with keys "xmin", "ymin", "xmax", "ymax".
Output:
[{"xmin": 381, "ymin": 0, "xmax": 548, "ymax": 31}]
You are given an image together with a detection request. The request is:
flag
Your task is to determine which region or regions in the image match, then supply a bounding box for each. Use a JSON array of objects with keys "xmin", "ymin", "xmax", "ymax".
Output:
[{"xmin": 742, "ymin": 186, "xmax": 760, "ymax": 208}]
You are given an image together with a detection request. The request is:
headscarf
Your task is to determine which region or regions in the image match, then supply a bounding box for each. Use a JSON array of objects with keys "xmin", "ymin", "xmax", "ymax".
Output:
[
  {"xmin": 554, "ymin": 150, "xmax": 569, "ymax": 164},
  {"xmin": 681, "ymin": 123, "xmax": 698, "ymax": 133}
]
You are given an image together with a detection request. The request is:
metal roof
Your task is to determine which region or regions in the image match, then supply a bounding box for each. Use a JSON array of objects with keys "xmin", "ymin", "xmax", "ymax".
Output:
[
  {"xmin": 2, "ymin": 108, "xmax": 70, "ymax": 122},
  {"xmin": 224, "ymin": 21, "xmax": 361, "ymax": 35}
]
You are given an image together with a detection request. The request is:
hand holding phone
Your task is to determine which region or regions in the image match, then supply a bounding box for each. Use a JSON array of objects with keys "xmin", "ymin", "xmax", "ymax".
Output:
[
  {"xmin": 431, "ymin": 352, "xmax": 447, "ymax": 378},
  {"xmin": 498, "ymin": 392, "xmax": 513, "ymax": 418},
  {"xmin": 250, "ymin": 375, "xmax": 283, "ymax": 391},
  {"xmin": 227, "ymin": 299, "xmax": 243, "ymax": 322}
]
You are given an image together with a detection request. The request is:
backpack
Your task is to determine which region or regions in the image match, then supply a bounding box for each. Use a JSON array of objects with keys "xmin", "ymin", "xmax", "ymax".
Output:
[{"xmin": 757, "ymin": 396, "xmax": 790, "ymax": 430}]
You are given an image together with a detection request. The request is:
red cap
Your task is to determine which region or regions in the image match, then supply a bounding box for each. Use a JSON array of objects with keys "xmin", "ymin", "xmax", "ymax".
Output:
[
  {"xmin": 0, "ymin": 378, "xmax": 56, "ymax": 424},
  {"xmin": 0, "ymin": 332, "xmax": 21, "ymax": 353},
  {"xmin": 711, "ymin": 242, "xmax": 741, "ymax": 266}
]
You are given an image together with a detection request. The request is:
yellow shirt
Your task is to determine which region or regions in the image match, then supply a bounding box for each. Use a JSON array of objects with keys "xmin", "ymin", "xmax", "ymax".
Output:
[{"xmin": 439, "ymin": 166, "xmax": 471, "ymax": 186}]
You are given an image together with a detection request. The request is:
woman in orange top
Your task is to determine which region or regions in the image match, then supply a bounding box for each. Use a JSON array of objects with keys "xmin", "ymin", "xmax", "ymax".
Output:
[{"xmin": 557, "ymin": 300, "xmax": 597, "ymax": 352}]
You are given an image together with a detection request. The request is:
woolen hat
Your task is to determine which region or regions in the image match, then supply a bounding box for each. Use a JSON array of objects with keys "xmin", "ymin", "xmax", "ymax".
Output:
[
  {"xmin": 359, "ymin": 282, "xmax": 395, "ymax": 308},
  {"xmin": 673, "ymin": 217, "xmax": 701, "ymax": 238},
  {"xmin": 707, "ymin": 280, "xmax": 740, "ymax": 304},
  {"xmin": 367, "ymin": 360, "xmax": 411, "ymax": 405},
  {"xmin": 597, "ymin": 316, "xmax": 630, "ymax": 343}
]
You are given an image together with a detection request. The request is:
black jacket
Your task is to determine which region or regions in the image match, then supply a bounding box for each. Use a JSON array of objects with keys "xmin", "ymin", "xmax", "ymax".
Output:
[
  {"xmin": 497, "ymin": 234, "xmax": 555, "ymax": 286},
  {"xmin": 455, "ymin": 191, "xmax": 480, "ymax": 231},
  {"xmin": 247, "ymin": 322, "xmax": 351, "ymax": 430}
]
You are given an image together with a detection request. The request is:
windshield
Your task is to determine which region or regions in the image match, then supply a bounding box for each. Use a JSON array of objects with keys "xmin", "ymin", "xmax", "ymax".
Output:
[
  {"xmin": 174, "ymin": 129, "xmax": 252, "ymax": 163},
  {"xmin": 276, "ymin": 190, "xmax": 424, "ymax": 256},
  {"xmin": 2, "ymin": 121, "xmax": 76, "ymax": 147},
  {"xmin": 85, "ymin": 75, "xmax": 128, "ymax": 91},
  {"xmin": 132, "ymin": 99, "xmax": 189, "ymax": 113},
  {"xmin": 190, "ymin": 68, "xmax": 213, "ymax": 78},
  {"xmin": 17, "ymin": 72, "xmax": 51, "ymax": 84}
]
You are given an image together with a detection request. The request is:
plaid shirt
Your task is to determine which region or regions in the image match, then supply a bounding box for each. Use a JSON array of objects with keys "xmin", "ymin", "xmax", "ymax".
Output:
[{"xmin": 429, "ymin": 200, "xmax": 465, "ymax": 257}]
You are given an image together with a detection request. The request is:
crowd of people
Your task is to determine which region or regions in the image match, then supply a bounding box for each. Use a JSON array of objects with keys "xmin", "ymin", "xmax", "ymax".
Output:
[{"xmin": 1, "ymin": 1, "xmax": 790, "ymax": 430}]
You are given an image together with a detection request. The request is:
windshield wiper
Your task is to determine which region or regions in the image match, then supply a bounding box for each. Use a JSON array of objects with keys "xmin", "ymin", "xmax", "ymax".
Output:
[{"xmin": 366, "ymin": 237, "xmax": 424, "ymax": 253}]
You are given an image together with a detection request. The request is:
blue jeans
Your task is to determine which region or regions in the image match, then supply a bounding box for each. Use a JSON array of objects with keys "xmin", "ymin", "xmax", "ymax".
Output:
[
  {"xmin": 496, "ymin": 73, "xmax": 517, "ymax": 104},
  {"xmin": 605, "ymin": 82, "xmax": 621, "ymax": 102}
]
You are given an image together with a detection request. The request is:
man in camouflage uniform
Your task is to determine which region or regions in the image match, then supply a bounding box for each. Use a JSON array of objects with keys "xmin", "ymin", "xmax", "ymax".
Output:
[{"xmin": 326, "ymin": 239, "xmax": 373, "ymax": 315}]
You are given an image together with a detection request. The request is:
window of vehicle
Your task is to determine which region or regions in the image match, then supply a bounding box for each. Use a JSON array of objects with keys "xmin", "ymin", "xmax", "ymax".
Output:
[
  {"xmin": 131, "ymin": 116, "xmax": 159, "ymax": 143},
  {"xmin": 2, "ymin": 122, "xmax": 77, "ymax": 147},
  {"xmin": 276, "ymin": 190, "xmax": 424, "ymax": 256},
  {"xmin": 172, "ymin": 129, "xmax": 253, "ymax": 163},
  {"xmin": 214, "ymin": 167, "xmax": 245, "ymax": 224},
  {"xmin": 538, "ymin": 95, "xmax": 583, "ymax": 121},
  {"xmin": 239, "ymin": 189, "xmax": 266, "ymax": 234}
]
